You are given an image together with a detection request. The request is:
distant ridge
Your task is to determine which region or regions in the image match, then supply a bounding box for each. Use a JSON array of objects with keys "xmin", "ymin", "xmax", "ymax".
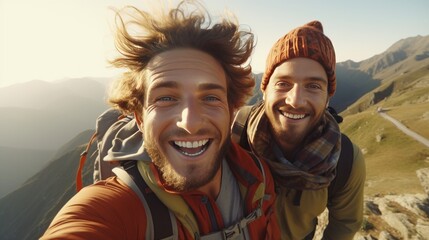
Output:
[
  {"xmin": 0, "ymin": 146, "xmax": 54, "ymax": 198},
  {"xmin": 0, "ymin": 77, "xmax": 109, "ymax": 150},
  {"xmin": 1, "ymin": 34, "xmax": 429, "ymax": 240},
  {"xmin": 0, "ymin": 130, "xmax": 96, "ymax": 239}
]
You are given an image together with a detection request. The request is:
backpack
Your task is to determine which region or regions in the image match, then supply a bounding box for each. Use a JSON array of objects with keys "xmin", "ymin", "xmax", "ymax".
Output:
[
  {"xmin": 76, "ymin": 108, "xmax": 269, "ymax": 239},
  {"xmin": 77, "ymin": 109, "xmax": 175, "ymax": 238},
  {"xmin": 231, "ymin": 105, "xmax": 354, "ymax": 204}
]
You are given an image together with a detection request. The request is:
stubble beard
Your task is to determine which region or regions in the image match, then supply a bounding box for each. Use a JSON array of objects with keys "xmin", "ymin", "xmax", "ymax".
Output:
[{"xmin": 144, "ymin": 138, "xmax": 230, "ymax": 192}]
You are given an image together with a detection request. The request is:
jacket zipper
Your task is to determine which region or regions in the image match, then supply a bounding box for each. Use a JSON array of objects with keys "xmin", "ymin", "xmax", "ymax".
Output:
[{"xmin": 201, "ymin": 195, "xmax": 220, "ymax": 231}]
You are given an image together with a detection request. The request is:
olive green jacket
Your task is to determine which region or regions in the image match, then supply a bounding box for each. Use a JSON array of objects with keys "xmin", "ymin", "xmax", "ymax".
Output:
[
  {"xmin": 275, "ymin": 143, "xmax": 365, "ymax": 240},
  {"xmin": 231, "ymin": 105, "xmax": 366, "ymax": 239}
]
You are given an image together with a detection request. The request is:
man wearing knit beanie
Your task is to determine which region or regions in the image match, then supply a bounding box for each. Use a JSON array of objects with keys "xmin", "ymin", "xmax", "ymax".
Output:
[{"xmin": 232, "ymin": 21, "xmax": 365, "ymax": 239}]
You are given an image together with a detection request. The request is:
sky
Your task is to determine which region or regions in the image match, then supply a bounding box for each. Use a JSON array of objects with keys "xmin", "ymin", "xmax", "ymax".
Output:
[{"xmin": 1, "ymin": 0, "xmax": 428, "ymax": 87}]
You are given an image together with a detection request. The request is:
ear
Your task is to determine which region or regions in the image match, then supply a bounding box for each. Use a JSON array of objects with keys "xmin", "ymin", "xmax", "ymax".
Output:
[{"xmin": 134, "ymin": 111, "xmax": 143, "ymax": 132}]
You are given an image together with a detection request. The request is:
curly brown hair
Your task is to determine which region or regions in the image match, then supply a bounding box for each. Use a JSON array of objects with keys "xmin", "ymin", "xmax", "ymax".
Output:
[{"xmin": 108, "ymin": 0, "xmax": 255, "ymax": 115}]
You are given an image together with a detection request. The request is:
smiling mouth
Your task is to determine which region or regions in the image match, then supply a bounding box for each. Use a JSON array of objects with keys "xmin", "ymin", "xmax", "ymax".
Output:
[
  {"xmin": 171, "ymin": 139, "xmax": 211, "ymax": 157},
  {"xmin": 280, "ymin": 111, "xmax": 306, "ymax": 120}
]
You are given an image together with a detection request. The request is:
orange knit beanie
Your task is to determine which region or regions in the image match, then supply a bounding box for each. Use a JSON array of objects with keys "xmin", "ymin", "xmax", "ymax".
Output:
[{"xmin": 261, "ymin": 20, "xmax": 336, "ymax": 96}]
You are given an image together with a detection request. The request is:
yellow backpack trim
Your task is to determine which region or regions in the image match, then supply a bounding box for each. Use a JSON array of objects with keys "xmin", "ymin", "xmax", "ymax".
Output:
[{"xmin": 137, "ymin": 160, "xmax": 200, "ymax": 237}]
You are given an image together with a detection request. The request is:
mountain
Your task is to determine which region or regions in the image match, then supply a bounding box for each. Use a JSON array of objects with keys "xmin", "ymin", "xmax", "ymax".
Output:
[
  {"xmin": 0, "ymin": 77, "xmax": 111, "ymax": 150},
  {"xmin": 1, "ymin": 35, "xmax": 428, "ymax": 239},
  {"xmin": 336, "ymin": 36, "xmax": 429, "ymax": 199},
  {"xmin": 336, "ymin": 35, "xmax": 429, "ymax": 113},
  {"xmin": 0, "ymin": 146, "xmax": 54, "ymax": 198},
  {"xmin": 248, "ymin": 35, "xmax": 429, "ymax": 113},
  {"xmin": 0, "ymin": 130, "xmax": 96, "ymax": 240},
  {"xmin": 358, "ymin": 35, "xmax": 429, "ymax": 81},
  {"xmin": 0, "ymin": 77, "xmax": 110, "ymax": 198},
  {"xmin": 247, "ymin": 73, "xmax": 263, "ymax": 105}
]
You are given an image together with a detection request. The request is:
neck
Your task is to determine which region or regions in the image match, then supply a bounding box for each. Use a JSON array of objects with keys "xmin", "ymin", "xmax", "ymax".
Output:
[
  {"xmin": 276, "ymin": 141, "xmax": 297, "ymax": 160},
  {"xmin": 196, "ymin": 164, "xmax": 222, "ymax": 199},
  {"xmin": 271, "ymin": 128, "xmax": 301, "ymax": 160}
]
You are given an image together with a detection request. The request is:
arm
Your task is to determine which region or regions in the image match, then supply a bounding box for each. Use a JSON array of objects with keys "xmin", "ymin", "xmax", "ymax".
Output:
[
  {"xmin": 323, "ymin": 144, "xmax": 366, "ymax": 240},
  {"xmin": 40, "ymin": 177, "xmax": 147, "ymax": 240}
]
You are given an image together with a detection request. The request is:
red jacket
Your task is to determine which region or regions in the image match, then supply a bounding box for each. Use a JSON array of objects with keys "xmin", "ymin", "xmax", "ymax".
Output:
[{"xmin": 41, "ymin": 143, "xmax": 279, "ymax": 239}]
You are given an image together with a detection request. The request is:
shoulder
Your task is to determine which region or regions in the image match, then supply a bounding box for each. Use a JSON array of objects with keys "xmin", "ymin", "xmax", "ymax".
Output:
[
  {"xmin": 42, "ymin": 177, "xmax": 147, "ymax": 239},
  {"xmin": 69, "ymin": 176, "xmax": 145, "ymax": 217},
  {"xmin": 351, "ymin": 142, "xmax": 366, "ymax": 177}
]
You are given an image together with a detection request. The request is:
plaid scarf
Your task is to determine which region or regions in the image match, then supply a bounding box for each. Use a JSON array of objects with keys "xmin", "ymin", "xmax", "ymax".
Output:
[{"xmin": 246, "ymin": 101, "xmax": 341, "ymax": 190}]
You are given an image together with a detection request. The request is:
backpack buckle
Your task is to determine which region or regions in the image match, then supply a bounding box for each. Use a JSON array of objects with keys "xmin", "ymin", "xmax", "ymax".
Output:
[{"xmin": 222, "ymin": 223, "xmax": 242, "ymax": 239}]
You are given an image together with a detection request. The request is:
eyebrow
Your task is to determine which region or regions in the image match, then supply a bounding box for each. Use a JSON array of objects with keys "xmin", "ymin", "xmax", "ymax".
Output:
[
  {"xmin": 277, "ymin": 75, "xmax": 328, "ymax": 84},
  {"xmin": 306, "ymin": 77, "xmax": 328, "ymax": 84},
  {"xmin": 198, "ymin": 82, "xmax": 227, "ymax": 93},
  {"xmin": 149, "ymin": 80, "xmax": 227, "ymax": 93},
  {"xmin": 150, "ymin": 80, "xmax": 179, "ymax": 90}
]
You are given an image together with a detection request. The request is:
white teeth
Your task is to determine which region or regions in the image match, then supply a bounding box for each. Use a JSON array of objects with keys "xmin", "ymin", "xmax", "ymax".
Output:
[
  {"xmin": 182, "ymin": 149, "xmax": 205, "ymax": 157},
  {"xmin": 174, "ymin": 139, "xmax": 209, "ymax": 148},
  {"xmin": 284, "ymin": 112, "xmax": 305, "ymax": 119}
]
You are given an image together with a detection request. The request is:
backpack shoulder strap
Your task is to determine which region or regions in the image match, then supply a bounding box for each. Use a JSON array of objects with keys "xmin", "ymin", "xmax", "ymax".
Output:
[
  {"xmin": 76, "ymin": 132, "xmax": 98, "ymax": 192},
  {"xmin": 231, "ymin": 105, "xmax": 253, "ymax": 150},
  {"xmin": 201, "ymin": 151, "xmax": 266, "ymax": 240},
  {"xmin": 114, "ymin": 155, "xmax": 268, "ymax": 240},
  {"xmin": 113, "ymin": 160, "xmax": 176, "ymax": 240},
  {"xmin": 328, "ymin": 133, "xmax": 354, "ymax": 203}
]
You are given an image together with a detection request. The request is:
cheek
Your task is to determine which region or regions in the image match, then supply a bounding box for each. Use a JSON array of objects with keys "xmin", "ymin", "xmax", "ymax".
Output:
[
  {"xmin": 142, "ymin": 112, "xmax": 161, "ymax": 140},
  {"xmin": 213, "ymin": 108, "xmax": 231, "ymax": 136},
  {"xmin": 312, "ymin": 96, "xmax": 328, "ymax": 115},
  {"xmin": 265, "ymin": 91, "xmax": 284, "ymax": 107}
]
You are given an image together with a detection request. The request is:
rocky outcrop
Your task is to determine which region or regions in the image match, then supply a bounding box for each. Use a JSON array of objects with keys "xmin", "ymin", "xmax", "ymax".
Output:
[
  {"xmin": 314, "ymin": 168, "xmax": 429, "ymax": 240},
  {"xmin": 417, "ymin": 168, "xmax": 429, "ymax": 195}
]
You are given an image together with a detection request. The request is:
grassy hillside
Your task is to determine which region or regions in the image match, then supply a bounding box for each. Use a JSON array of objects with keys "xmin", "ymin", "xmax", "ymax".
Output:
[
  {"xmin": 341, "ymin": 109, "xmax": 429, "ymax": 196},
  {"xmin": 340, "ymin": 64, "xmax": 429, "ymax": 196}
]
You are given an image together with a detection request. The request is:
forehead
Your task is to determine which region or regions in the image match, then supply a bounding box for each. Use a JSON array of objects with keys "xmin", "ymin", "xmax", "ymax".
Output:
[{"xmin": 145, "ymin": 48, "xmax": 227, "ymax": 88}]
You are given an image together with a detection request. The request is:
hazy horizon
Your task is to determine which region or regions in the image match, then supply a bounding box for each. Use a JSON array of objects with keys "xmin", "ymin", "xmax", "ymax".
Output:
[{"xmin": 1, "ymin": 0, "xmax": 429, "ymax": 87}]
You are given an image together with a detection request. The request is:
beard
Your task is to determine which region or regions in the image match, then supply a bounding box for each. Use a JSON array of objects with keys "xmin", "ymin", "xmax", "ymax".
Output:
[{"xmin": 144, "ymin": 133, "xmax": 230, "ymax": 192}]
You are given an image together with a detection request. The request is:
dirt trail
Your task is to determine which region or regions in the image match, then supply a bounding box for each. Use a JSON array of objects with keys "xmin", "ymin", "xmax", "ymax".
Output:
[{"xmin": 378, "ymin": 111, "xmax": 429, "ymax": 148}]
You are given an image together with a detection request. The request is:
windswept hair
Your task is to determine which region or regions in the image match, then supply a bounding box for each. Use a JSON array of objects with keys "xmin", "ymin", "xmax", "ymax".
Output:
[{"xmin": 108, "ymin": 0, "xmax": 255, "ymax": 115}]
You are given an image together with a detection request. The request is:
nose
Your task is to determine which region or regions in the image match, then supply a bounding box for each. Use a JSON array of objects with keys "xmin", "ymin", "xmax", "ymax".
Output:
[
  {"xmin": 176, "ymin": 100, "xmax": 204, "ymax": 134},
  {"xmin": 285, "ymin": 84, "xmax": 305, "ymax": 108}
]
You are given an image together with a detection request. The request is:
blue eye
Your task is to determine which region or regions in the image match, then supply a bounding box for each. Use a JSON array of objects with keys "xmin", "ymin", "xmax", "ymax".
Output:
[
  {"xmin": 308, "ymin": 83, "xmax": 322, "ymax": 89},
  {"xmin": 275, "ymin": 81, "xmax": 291, "ymax": 89},
  {"xmin": 205, "ymin": 96, "xmax": 220, "ymax": 102},
  {"xmin": 157, "ymin": 96, "xmax": 175, "ymax": 102}
]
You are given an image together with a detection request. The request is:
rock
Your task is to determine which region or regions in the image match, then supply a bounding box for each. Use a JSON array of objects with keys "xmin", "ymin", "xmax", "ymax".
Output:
[
  {"xmin": 330, "ymin": 168, "xmax": 429, "ymax": 239},
  {"xmin": 378, "ymin": 231, "xmax": 396, "ymax": 240},
  {"xmin": 373, "ymin": 197, "xmax": 390, "ymax": 214},
  {"xmin": 417, "ymin": 198, "xmax": 429, "ymax": 218},
  {"xmin": 354, "ymin": 234, "xmax": 376, "ymax": 240},
  {"xmin": 416, "ymin": 219, "xmax": 429, "ymax": 239},
  {"xmin": 365, "ymin": 200, "xmax": 382, "ymax": 215},
  {"xmin": 314, "ymin": 209, "xmax": 329, "ymax": 240},
  {"xmin": 416, "ymin": 168, "xmax": 429, "ymax": 195},
  {"xmin": 376, "ymin": 134, "xmax": 384, "ymax": 142},
  {"xmin": 384, "ymin": 194, "xmax": 429, "ymax": 217},
  {"xmin": 382, "ymin": 213, "xmax": 414, "ymax": 239}
]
